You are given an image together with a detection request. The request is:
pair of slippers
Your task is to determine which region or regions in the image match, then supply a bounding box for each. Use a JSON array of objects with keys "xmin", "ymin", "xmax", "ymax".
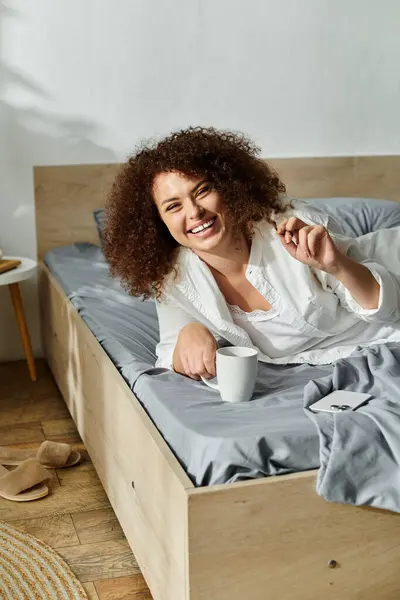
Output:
[{"xmin": 0, "ymin": 441, "xmax": 81, "ymax": 502}]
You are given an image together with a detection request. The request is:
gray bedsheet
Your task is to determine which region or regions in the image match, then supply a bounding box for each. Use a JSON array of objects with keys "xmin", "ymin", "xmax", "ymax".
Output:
[
  {"xmin": 45, "ymin": 243, "xmax": 325, "ymax": 485},
  {"xmin": 43, "ymin": 199, "xmax": 400, "ymax": 509}
]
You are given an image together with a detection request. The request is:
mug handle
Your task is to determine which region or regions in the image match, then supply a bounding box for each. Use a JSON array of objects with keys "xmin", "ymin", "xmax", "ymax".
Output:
[{"xmin": 200, "ymin": 375, "xmax": 219, "ymax": 391}]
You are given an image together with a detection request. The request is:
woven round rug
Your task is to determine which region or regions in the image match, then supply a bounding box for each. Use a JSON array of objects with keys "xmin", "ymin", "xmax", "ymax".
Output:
[{"xmin": 0, "ymin": 521, "xmax": 88, "ymax": 600}]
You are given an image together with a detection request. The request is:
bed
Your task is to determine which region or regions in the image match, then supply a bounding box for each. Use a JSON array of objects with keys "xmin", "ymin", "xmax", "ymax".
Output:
[{"xmin": 35, "ymin": 157, "xmax": 400, "ymax": 600}]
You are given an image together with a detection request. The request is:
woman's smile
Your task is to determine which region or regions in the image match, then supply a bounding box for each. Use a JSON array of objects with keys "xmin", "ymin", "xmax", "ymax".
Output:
[{"xmin": 187, "ymin": 216, "xmax": 217, "ymax": 237}]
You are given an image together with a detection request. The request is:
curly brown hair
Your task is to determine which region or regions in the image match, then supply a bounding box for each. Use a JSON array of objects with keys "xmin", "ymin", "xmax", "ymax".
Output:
[{"xmin": 103, "ymin": 126, "xmax": 286, "ymax": 299}]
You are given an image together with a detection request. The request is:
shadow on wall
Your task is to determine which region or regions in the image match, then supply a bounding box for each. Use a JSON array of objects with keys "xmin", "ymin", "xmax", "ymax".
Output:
[{"xmin": 0, "ymin": 0, "xmax": 117, "ymax": 360}]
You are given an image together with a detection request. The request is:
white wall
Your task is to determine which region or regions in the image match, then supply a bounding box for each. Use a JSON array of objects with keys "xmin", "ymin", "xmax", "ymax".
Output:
[{"xmin": 0, "ymin": 0, "xmax": 399, "ymax": 361}]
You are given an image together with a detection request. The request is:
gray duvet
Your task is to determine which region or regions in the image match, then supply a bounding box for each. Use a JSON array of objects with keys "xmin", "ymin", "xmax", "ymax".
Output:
[
  {"xmin": 44, "ymin": 198, "xmax": 400, "ymax": 511},
  {"xmin": 304, "ymin": 343, "xmax": 400, "ymax": 512}
]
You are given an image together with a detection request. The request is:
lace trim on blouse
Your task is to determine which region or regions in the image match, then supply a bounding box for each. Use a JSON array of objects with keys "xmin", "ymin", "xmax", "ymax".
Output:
[{"xmin": 227, "ymin": 303, "xmax": 276, "ymax": 322}]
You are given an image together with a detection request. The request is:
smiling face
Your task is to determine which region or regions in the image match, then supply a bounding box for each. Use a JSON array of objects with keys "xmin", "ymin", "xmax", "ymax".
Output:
[{"xmin": 153, "ymin": 171, "xmax": 231, "ymax": 255}]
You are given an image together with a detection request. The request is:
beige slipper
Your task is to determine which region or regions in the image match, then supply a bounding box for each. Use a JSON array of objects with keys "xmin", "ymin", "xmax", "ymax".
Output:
[
  {"xmin": 0, "ymin": 441, "xmax": 81, "ymax": 469},
  {"xmin": 0, "ymin": 459, "xmax": 52, "ymax": 502}
]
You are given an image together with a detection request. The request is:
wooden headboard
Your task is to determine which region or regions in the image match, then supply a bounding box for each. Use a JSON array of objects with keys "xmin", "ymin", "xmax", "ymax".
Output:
[{"xmin": 34, "ymin": 156, "xmax": 400, "ymax": 259}]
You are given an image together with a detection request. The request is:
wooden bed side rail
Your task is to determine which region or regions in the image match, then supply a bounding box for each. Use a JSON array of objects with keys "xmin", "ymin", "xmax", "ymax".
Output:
[
  {"xmin": 186, "ymin": 473, "xmax": 400, "ymax": 600},
  {"xmin": 39, "ymin": 263, "xmax": 193, "ymax": 600}
]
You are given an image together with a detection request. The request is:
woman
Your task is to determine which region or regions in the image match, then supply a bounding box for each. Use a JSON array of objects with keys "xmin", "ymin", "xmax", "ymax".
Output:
[{"xmin": 104, "ymin": 127, "xmax": 400, "ymax": 380}]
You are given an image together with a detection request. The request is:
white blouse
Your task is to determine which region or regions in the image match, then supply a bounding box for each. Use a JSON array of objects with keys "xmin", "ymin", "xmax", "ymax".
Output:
[
  {"xmin": 155, "ymin": 200, "xmax": 400, "ymax": 370},
  {"xmin": 227, "ymin": 299, "xmax": 400, "ymax": 361}
]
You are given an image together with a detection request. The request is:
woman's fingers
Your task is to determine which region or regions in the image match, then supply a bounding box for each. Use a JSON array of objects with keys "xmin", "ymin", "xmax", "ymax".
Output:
[
  {"xmin": 180, "ymin": 353, "xmax": 189, "ymax": 376},
  {"xmin": 279, "ymin": 232, "xmax": 297, "ymax": 255},
  {"xmin": 203, "ymin": 354, "xmax": 217, "ymax": 378},
  {"xmin": 182, "ymin": 351, "xmax": 216, "ymax": 380},
  {"xmin": 182, "ymin": 353, "xmax": 200, "ymax": 380},
  {"xmin": 276, "ymin": 219, "xmax": 286, "ymax": 235},
  {"xmin": 277, "ymin": 217, "xmax": 307, "ymax": 234},
  {"xmin": 288, "ymin": 217, "xmax": 307, "ymax": 232},
  {"xmin": 176, "ymin": 324, "xmax": 217, "ymax": 380},
  {"xmin": 194, "ymin": 349, "xmax": 216, "ymax": 379},
  {"xmin": 298, "ymin": 226, "xmax": 314, "ymax": 258},
  {"xmin": 277, "ymin": 218, "xmax": 331, "ymax": 264},
  {"xmin": 277, "ymin": 217, "xmax": 308, "ymax": 244},
  {"xmin": 278, "ymin": 217, "xmax": 307, "ymax": 254},
  {"xmin": 307, "ymin": 225, "xmax": 326, "ymax": 257}
]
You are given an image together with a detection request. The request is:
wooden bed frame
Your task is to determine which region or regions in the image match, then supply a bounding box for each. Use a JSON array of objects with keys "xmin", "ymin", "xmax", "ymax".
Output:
[{"xmin": 35, "ymin": 157, "xmax": 400, "ymax": 600}]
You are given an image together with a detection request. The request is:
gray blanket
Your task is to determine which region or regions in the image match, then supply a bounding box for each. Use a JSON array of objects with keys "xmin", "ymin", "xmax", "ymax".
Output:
[{"xmin": 304, "ymin": 342, "xmax": 400, "ymax": 512}]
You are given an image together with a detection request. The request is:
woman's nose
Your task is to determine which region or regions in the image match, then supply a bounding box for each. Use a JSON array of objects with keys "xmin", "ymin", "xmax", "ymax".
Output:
[{"xmin": 188, "ymin": 200, "xmax": 203, "ymax": 220}]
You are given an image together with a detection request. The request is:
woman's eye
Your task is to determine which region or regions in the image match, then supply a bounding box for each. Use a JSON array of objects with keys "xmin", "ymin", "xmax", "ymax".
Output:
[
  {"xmin": 166, "ymin": 203, "xmax": 179, "ymax": 212},
  {"xmin": 198, "ymin": 186, "xmax": 210, "ymax": 196}
]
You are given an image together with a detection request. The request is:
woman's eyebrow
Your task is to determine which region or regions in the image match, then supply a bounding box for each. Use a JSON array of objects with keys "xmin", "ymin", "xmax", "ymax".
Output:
[
  {"xmin": 191, "ymin": 179, "xmax": 207, "ymax": 194},
  {"xmin": 161, "ymin": 196, "xmax": 179, "ymax": 207},
  {"xmin": 161, "ymin": 180, "xmax": 207, "ymax": 207}
]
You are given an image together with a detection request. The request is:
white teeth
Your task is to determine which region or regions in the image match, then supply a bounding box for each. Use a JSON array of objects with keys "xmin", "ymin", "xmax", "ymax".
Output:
[{"xmin": 190, "ymin": 218, "xmax": 215, "ymax": 234}]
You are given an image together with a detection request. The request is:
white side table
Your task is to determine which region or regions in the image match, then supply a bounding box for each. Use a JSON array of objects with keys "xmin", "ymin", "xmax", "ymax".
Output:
[{"xmin": 0, "ymin": 257, "xmax": 37, "ymax": 381}]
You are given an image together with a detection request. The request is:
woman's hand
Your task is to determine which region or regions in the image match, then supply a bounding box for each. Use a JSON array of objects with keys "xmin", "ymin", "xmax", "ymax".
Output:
[
  {"xmin": 173, "ymin": 323, "xmax": 217, "ymax": 380},
  {"xmin": 276, "ymin": 217, "xmax": 342, "ymax": 274},
  {"xmin": 277, "ymin": 217, "xmax": 380, "ymax": 309}
]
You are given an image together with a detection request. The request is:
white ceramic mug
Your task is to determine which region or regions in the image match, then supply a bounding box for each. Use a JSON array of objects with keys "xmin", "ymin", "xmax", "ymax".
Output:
[{"xmin": 201, "ymin": 346, "xmax": 258, "ymax": 403}]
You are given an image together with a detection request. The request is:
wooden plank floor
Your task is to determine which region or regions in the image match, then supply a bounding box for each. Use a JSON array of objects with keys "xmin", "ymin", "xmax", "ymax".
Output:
[{"xmin": 0, "ymin": 359, "xmax": 153, "ymax": 600}]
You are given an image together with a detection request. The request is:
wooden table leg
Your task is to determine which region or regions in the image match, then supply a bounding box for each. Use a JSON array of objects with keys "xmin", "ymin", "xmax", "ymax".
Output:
[{"xmin": 8, "ymin": 282, "xmax": 37, "ymax": 382}]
